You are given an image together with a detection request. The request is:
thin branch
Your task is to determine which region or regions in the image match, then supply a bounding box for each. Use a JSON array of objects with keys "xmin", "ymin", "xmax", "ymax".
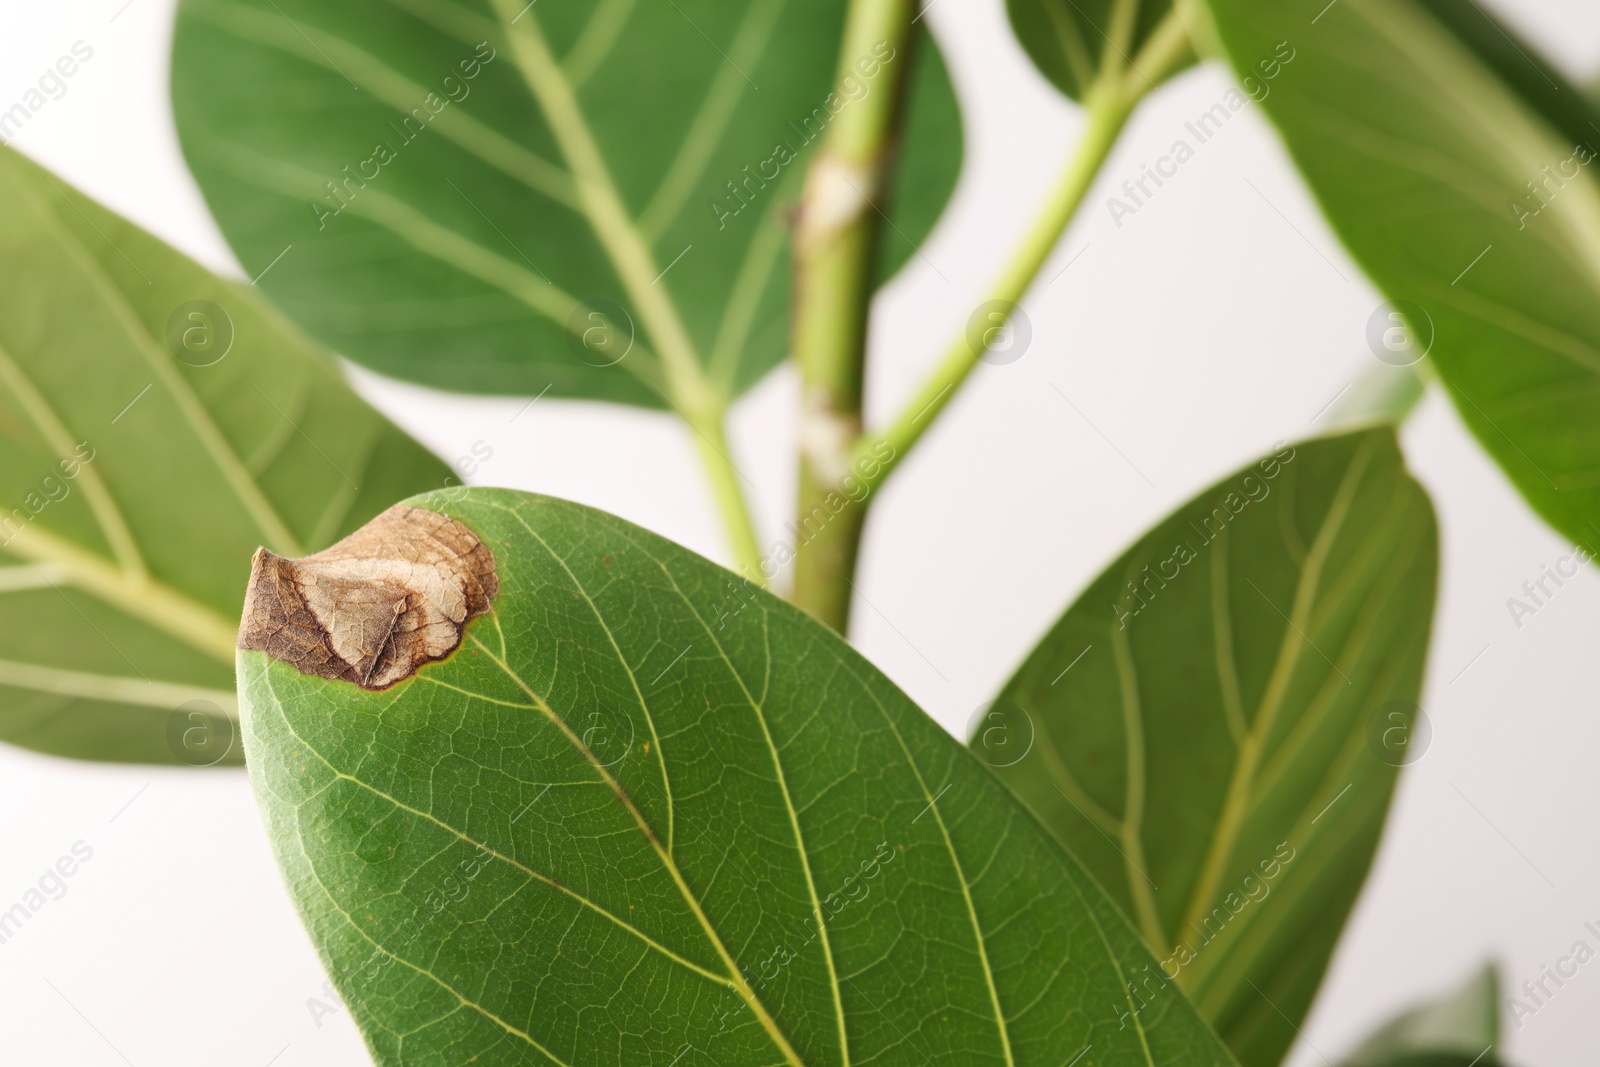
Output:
[
  {"xmin": 788, "ymin": 0, "xmax": 921, "ymax": 629},
  {"xmin": 847, "ymin": 7, "xmax": 1194, "ymax": 499}
]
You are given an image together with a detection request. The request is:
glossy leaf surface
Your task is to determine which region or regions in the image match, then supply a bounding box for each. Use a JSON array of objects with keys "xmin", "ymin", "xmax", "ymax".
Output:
[
  {"xmin": 241, "ymin": 488, "xmax": 1240, "ymax": 1067},
  {"xmin": 975, "ymin": 428, "xmax": 1437, "ymax": 1067}
]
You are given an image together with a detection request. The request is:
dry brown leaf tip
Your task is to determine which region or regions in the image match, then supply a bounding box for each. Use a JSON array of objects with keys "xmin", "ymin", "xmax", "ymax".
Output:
[{"xmin": 238, "ymin": 504, "xmax": 499, "ymax": 690}]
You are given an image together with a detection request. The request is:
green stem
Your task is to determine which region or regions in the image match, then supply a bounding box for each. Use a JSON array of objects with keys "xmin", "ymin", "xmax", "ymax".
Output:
[
  {"xmin": 689, "ymin": 413, "xmax": 767, "ymax": 582},
  {"xmin": 490, "ymin": 0, "xmax": 764, "ymax": 582},
  {"xmin": 848, "ymin": 83, "xmax": 1135, "ymax": 494},
  {"xmin": 789, "ymin": 0, "xmax": 919, "ymax": 631},
  {"xmin": 787, "ymin": 8, "xmax": 1194, "ymax": 629},
  {"xmin": 848, "ymin": 10, "xmax": 1194, "ymax": 496},
  {"xmin": 1106, "ymin": 0, "xmax": 1141, "ymax": 60},
  {"xmin": 1320, "ymin": 359, "xmax": 1429, "ymax": 429}
]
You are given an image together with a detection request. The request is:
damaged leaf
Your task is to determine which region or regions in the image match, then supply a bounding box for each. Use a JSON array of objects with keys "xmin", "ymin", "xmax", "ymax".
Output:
[
  {"xmin": 238, "ymin": 487, "xmax": 1240, "ymax": 1067},
  {"xmin": 240, "ymin": 505, "xmax": 498, "ymax": 689}
]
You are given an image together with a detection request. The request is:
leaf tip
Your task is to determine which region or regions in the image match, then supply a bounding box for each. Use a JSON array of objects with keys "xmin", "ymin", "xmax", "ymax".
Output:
[{"xmin": 238, "ymin": 504, "xmax": 498, "ymax": 690}]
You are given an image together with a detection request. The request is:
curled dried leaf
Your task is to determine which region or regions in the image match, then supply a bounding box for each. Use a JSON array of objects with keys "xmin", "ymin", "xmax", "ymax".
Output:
[{"xmin": 238, "ymin": 505, "xmax": 497, "ymax": 689}]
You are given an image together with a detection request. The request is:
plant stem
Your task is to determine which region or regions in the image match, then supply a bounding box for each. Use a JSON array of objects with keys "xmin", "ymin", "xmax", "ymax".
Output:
[
  {"xmin": 789, "ymin": 0, "xmax": 919, "ymax": 630},
  {"xmin": 490, "ymin": 0, "xmax": 765, "ymax": 582},
  {"xmin": 1321, "ymin": 359, "xmax": 1429, "ymax": 429},
  {"xmin": 688, "ymin": 412, "xmax": 767, "ymax": 582},
  {"xmin": 846, "ymin": 83, "xmax": 1136, "ymax": 496},
  {"xmin": 788, "ymin": 8, "xmax": 1193, "ymax": 630}
]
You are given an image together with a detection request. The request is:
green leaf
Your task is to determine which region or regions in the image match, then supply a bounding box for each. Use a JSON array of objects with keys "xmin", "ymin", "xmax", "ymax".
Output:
[
  {"xmin": 171, "ymin": 0, "xmax": 962, "ymax": 406},
  {"xmin": 240, "ymin": 487, "xmax": 1241, "ymax": 1067},
  {"xmin": 972, "ymin": 428, "xmax": 1438, "ymax": 1067},
  {"xmin": 1197, "ymin": 0, "xmax": 1600, "ymax": 558},
  {"xmin": 1005, "ymin": 0, "xmax": 1191, "ymax": 101},
  {"xmin": 1416, "ymin": 0, "xmax": 1600, "ymax": 153},
  {"xmin": 0, "ymin": 147, "xmax": 449, "ymax": 764},
  {"xmin": 1341, "ymin": 963, "xmax": 1501, "ymax": 1066}
]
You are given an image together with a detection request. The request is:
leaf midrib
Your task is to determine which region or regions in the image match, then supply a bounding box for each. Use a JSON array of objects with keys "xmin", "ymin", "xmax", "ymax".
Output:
[
  {"xmin": 504, "ymin": 500, "xmax": 853, "ymax": 1066},
  {"xmin": 490, "ymin": 0, "xmax": 713, "ymax": 402},
  {"xmin": 194, "ymin": 140, "xmax": 671, "ymax": 395},
  {"xmin": 501, "ymin": 510, "xmax": 677, "ymax": 854},
  {"xmin": 1169, "ymin": 439, "xmax": 1375, "ymax": 947},
  {"xmin": 393, "ymin": 0, "xmax": 793, "ymax": 394},
  {"xmin": 1185, "ymin": 521, "xmax": 1426, "ymax": 1004},
  {"xmin": 620, "ymin": 523, "xmax": 852, "ymax": 1067},
  {"xmin": 2, "ymin": 519, "xmax": 237, "ymax": 665},
  {"xmin": 0, "ymin": 657, "xmax": 237, "ymax": 714},
  {"xmin": 458, "ymin": 630, "xmax": 812, "ymax": 1067},
  {"xmin": 1246, "ymin": 490, "xmax": 1422, "ymax": 803},
  {"xmin": 1194, "ymin": 664, "xmax": 1406, "ymax": 1017},
  {"xmin": 23, "ymin": 172, "xmax": 307, "ymax": 557}
]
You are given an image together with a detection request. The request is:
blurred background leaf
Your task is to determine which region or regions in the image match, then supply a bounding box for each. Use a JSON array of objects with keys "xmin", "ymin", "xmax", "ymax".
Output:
[
  {"xmin": 1340, "ymin": 962, "xmax": 1503, "ymax": 1066},
  {"xmin": 974, "ymin": 427, "xmax": 1438, "ymax": 1067},
  {"xmin": 1005, "ymin": 0, "xmax": 1192, "ymax": 100},
  {"xmin": 1199, "ymin": 0, "xmax": 1600, "ymax": 559},
  {"xmin": 1418, "ymin": 0, "xmax": 1600, "ymax": 150},
  {"xmin": 0, "ymin": 148, "xmax": 448, "ymax": 764},
  {"xmin": 171, "ymin": 0, "xmax": 962, "ymax": 405}
]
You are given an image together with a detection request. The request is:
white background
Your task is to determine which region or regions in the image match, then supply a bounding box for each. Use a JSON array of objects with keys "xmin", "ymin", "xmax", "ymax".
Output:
[{"xmin": 1, "ymin": 0, "xmax": 1597, "ymax": 1063}]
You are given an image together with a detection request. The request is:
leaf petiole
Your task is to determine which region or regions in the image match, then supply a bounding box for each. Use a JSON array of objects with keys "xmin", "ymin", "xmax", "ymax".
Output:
[
  {"xmin": 848, "ymin": 9, "xmax": 1196, "ymax": 498},
  {"xmin": 685, "ymin": 405, "xmax": 767, "ymax": 583}
]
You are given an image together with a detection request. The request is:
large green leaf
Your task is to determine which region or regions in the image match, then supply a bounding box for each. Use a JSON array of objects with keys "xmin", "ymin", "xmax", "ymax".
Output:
[
  {"xmin": 1341, "ymin": 963, "xmax": 1501, "ymax": 1066},
  {"xmin": 171, "ymin": 0, "xmax": 962, "ymax": 405},
  {"xmin": 240, "ymin": 487, "xmax": 1240, "ymax": 1067},
  {"xmin": 1006, "ymin": 0, "xmax": 1191, "ymax": 101},
  {"xmin": 1417, "ymin": 0, "xmax": 1600, "ymax": 152},
  {"xmin": 973, "ymin": 428, "xmax": 1437, "ymax": 1067},
  {"xmin": 0, "ymin": 147, "xmax": 448, "ymax": 764},
  {"xmin": 1198, "ymin": 0, "xmax": 1600, "ymax": 557}
]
